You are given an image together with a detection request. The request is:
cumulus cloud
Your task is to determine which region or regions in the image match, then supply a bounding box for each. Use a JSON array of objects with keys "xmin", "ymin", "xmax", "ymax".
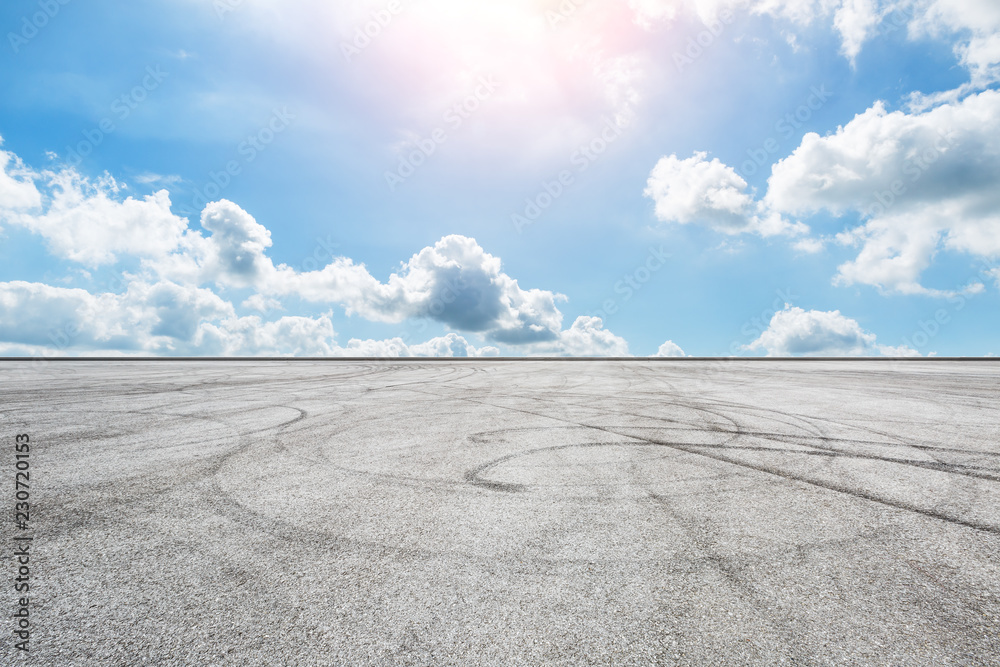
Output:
[
  {"xmin": 3, "ymin": 167, "xmax": 190, "ymax": 267},
  {"xmin": 0, "ymin": 280, "xmax": 232, "ymax": 354},
  {"xmin": 263, "ymin": 233, "xmax": 566, "ymax": 344},
  {"xmin": 141, "ymin": 282, "xmax": 235, "ymax": 343},
  {"xmin": 199, "ymin": 200, "xmax": 275, "ymax": 286},
  {"xmin": 0, "ymin": 279, "xmax": 508, "ymax": 358},
  {"xmin": 152, "ymin": 203, "xmax": 567, "ymax": 344},
  {"xmin": 766, "ymin": 89, "xmax": 1000, "ymax": 295},
  {"xmin": 654, "ymin": 340, "xmax": 687, "ymax": 357},
  {"xmin": 200, "ymin": 317, "xmax": 504, "ymax": 358},
  {"xmin": 201, "ymin": 324, "xmax": 501, "ymax": 358},
  {"xmin": 645, "ymin": 90, "xmax": 1000, "ymax": 296},
  {"xmin": 201, "ymin": 315, "xmax": 340, "ymax": 357},
  {"xmin": 645, "ymin": 152, "xmax": 755, "ymax": 230},
  {"xmin": 0, "ymin": 142, "xmax": 632, "ymax": 357},
  {"xmin": 0, "ymin": 141, "xmax": 576, "ymax": 351},
  {"xmin": 744, "ymin": 304, "xmax": 920, "ymax": 356},
  {"xmin": 384, "ymin": 235, "xmax": 564, "ymax": 342},
  {"xmin": 650, "ymin": 89, "xmax": 1000, "ymax": 298},
  {"xmin": 407, "ymin": 333, "xmax": 500, "ymax": 358},
  {"xmin": 644, "ymin": 151, "xmax": 806, "ymax": 237},
  {"xmin": 0, "ymin": 282, "xmax": 131, "ymax": 352},
  {"xmin": 527, "ymin": 316, "xmax": 631, "ymax": 357},
  {"xmin": 639, "ymin": 3, "xmax": 1000, "ymax": 296}
]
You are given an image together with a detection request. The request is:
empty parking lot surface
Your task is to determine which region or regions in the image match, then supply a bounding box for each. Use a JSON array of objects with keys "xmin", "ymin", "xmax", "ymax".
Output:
[{"xmin": 2, "ymin": 360, "xmax": 999, "ymax": 665}]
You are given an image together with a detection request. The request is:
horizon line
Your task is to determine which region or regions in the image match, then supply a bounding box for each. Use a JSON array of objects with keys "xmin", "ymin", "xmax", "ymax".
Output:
[{"xmin": 0, "ymin": 357, "xmax": 998, "ymax": 363}]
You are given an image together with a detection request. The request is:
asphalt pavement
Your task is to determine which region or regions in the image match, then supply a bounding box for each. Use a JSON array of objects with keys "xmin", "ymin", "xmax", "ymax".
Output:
[{"xmin": 2, "ymin": 360, "xmax": 999, "ymax": 665}]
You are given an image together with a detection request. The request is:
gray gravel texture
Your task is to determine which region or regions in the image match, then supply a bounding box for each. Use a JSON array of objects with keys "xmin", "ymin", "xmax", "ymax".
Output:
[{"xmin": 2, "ymin": 359, "xmax": 999, "ymax": 666}]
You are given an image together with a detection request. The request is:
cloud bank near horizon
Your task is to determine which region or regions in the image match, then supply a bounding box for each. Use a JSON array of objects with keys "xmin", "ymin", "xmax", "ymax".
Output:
[{"xmin": 0, "ymin": 140, "xmax": 646, "ymax": 357}]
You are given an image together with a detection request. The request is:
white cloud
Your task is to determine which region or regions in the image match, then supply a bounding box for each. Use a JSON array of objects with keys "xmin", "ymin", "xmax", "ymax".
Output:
[
  {"xmin": 793, "ymin": 237, "xmax": 826, "ymax": 253},
  {"xmin": 0, "ymin": 280, "xmax": 232, "ymax": 353},
  {"xmin": 744, "ymin": 304, "xmax": 921, "ymax": 356},
  {"xmin": 148, "ymin": 204, "xmax": 569, "ymax": 344},
  {"xmin": 833, "ymin": 0, "xmax": 880, "ymax": 63},
  {"xmin": 198, "ymin": 199, "xmax": 275, "ymax": 287},
  {"xmin": 133, "ymin": 173, "xmax": 182, "ymax": 186},
  {"xmin": 962, "ymin": 32, "xmax": 1000, "ymax": 85},
  {"xmin": 644, "ymin": 69, "xmax": 1000, "ymax": 298},
  {"xmin": 5, "ymin": 167, "xmax": 190, "ymax": 267},
  {"xmin": 265, "ymin": 233, "xmax": 567, "ymax": 344},
  {"xmin": 241, "ymin": 294, "xmax": 284, "ymax": 313},
  {"xmin": 139, "ymin": 281, "xmax": 235, "ymax": 344},
  {"xmin": 199, "ymin": 315, "xmax": 340, "ymax": 357},
  {"xmin": 331, "ymin": 337, "xmax": 411, "ymax": 358},
  {"xmin": 629, "ymin": 0, "xmax": 1000, "ymax": 84},
  {"xmin": 644, "ymin": 151, "xmax": 806, "ymax": 237},
  {"xmin": 989, "ymin": 267, "xmax": 1000, "ymax": 289},
  {"xmin": 407, "ymin": 333, "xmax": 500, "ymax": 358},
  {"xmin": 766, "ymin": 89, "xmax": 1000, "ymax": 295},
  {"xmin": 197, "ymin": 323, "xmax": 502, "ymax": 358},
  {"xmin": 0, "ymin": 279, "xmax": 509, "ymax": 358},
  {"xmin": 628, "ymin": 1, "xmax": 864, "ymax": 57},
  {"xmin": 0, "ymin": 139, "xmax": 42, "ymax": 214},
  {"xmin": 654, "ymin": 340, "xmax": 687, "ymax": 357},
  {"xmin": 0, "ymin": 142, "xmax": 634, "ymax": 357},
  {"xmin": 528, "ymin": 316, "xmax": 631, "ymax": 357},
  {"xmin": 0, "ymin": 141, "xmax": 572, "ymax": 347},
  {"xmin": 751, "ymin": 0, "xmax": 840, "ymax": 25},
  {"xmin": 0, "ymin": 281, "xmax": 129, "ymax": 351},
  {"xmin": 645, "ymin": 152, "xmax": 755, "ymax": 230},
  {"xmin": 909, "ymin": 0, "xmax": 1000, "ymax": 85},
  {"xmin": 641, "ymin": 4, "xmax": 1000, "ymax": 295}
]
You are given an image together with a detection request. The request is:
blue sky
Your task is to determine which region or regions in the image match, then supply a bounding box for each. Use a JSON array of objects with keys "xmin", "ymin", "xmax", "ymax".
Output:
[{"xmin": 1, "ymin": 0, "xmax": 998, "ymax": 357}]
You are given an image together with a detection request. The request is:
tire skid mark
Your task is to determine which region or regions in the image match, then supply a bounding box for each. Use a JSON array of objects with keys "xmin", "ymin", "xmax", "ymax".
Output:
[
  {"xmin": 490, "ymin": 386, "xmax": 1000, "ymax": 486},
  {"xmin": 402, "ymin": 388, "xmax": 1000, "ymax": 536},
  {"xmin": 37, "ymin": 401, "xmax": 309, "ymax": 540},
  {"xmin": 645, "ymin": 491, "xmax": 812, "ymax": 663},
  {"xmin": 464, "ymin": 440, "xmax": 650, "ymax": 492}
]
